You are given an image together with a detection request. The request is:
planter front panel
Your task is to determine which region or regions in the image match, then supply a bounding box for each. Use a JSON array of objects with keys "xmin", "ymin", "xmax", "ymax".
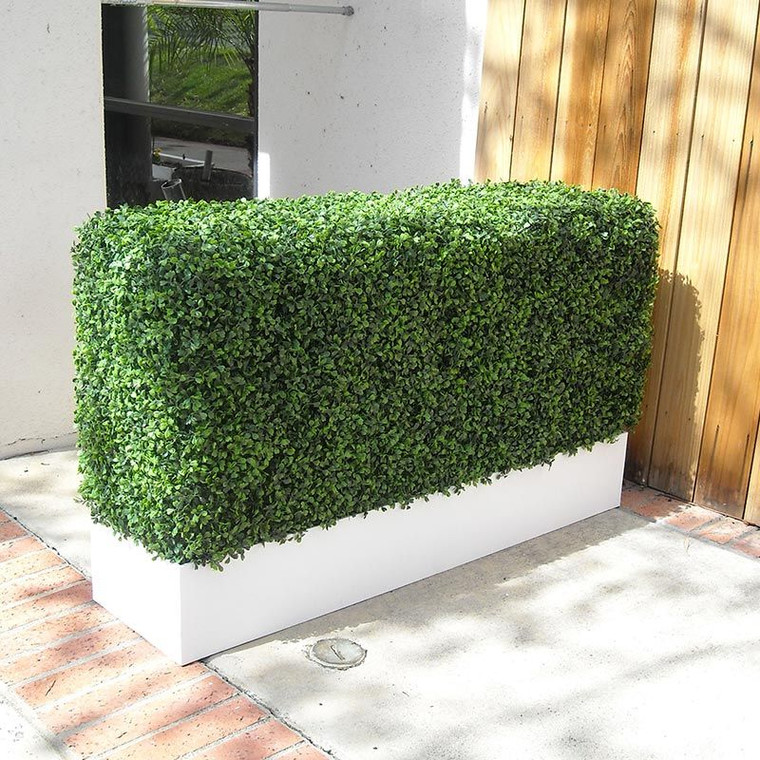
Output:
[{"xmin": 92, "ymin": 434, "xmax": 627, "ymax": 664}]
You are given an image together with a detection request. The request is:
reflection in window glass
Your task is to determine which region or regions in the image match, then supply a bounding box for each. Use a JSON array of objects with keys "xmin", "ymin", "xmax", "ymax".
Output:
[{"xmin": 102, "ymin": 5, "xmax": 257, "ymax": 207}]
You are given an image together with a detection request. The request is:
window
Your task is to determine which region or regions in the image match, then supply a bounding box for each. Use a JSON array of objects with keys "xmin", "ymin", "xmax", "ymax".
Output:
[{"xmin": 102, "ymin": 4, "xmax": 258, "ymax": 206}]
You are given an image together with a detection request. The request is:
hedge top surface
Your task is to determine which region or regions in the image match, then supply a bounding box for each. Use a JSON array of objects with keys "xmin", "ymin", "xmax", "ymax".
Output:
[{"xmin": 73, "ymin": 180, "xmax": 659, "ymax": 567}]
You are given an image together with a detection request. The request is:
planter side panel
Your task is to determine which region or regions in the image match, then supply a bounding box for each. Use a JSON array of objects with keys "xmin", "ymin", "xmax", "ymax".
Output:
[
  {"xmin": 91, "ymin": 525, "xmax": 183, "ymax": 663},
  {"xmin": 92, "ymin": 435, "xmax": 626, "ymax": 664}
]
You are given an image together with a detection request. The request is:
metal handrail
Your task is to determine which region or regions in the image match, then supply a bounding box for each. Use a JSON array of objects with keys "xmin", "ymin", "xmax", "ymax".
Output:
[{"xmin": 105, "ymin": 96, "xmax": 256, "ymax": 132}]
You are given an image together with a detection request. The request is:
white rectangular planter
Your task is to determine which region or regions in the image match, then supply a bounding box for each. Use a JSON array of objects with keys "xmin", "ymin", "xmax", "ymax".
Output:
[{"xmin": 92, "ymin": 434, "xmax": 627, "ymax": 664}]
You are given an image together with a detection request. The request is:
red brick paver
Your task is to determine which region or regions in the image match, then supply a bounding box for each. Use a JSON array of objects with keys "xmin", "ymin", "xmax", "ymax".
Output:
[
  {"xmin": 1, "ymin": 621, "xmax": 141, "ymax": 685},
  {"xmin": 694, "ymin": 515, "xmax": 754, "ymax": 544},
  {"xmin": 65, "ymin": 674, "xmax": 237, "ymax": 756},
  {"xmin": 195, "ymin": 720, "xmax": 303, "ymax": 760},
  {"xmin": 2, "ymin": 563, "xmax": 84, "ymax": 606},
  {"xmin": 731, "ymin": 531, "xmax": 760, "ymax": 559},
  {"xmin": 661, "ymin": 504, "xmax": 719, "ymax": 533},
  {"xmin": 0, "ymin": 520, "xmax": 27, "ymax": 542},
  {"xmin": 625, "ymin": 492, "xmax": 686, "ymax": 521},
  {"xmin": 0, "ymin": 580, "xmax": 93, "ymax": 633},
  {"xmin": 0, "ymin": 601, "xmax": 115, "ymax": 658},
  {"xmin": 38, "ymin": 659, "xmax": 207, "ymax": 734},
  {"xmin": 275, "ymin": 745, "xmax": 333, "ymax": 760},
  {"xmin": 16, "ymin": 639, "xmax": 166, "ymax": 708},
  {"xmin": 0, "ymin": 547, "xmax": 64, "ymax": 584},
  {"xmin": 620, "ymin": 481, "xmax": 760, "ymax": 560},
  {"xmin": 106, "ymin": 695, "xmax": 266, "ymax": 760},
  {"xmin": 0, "ymin": 507, "xmax": 327, "ymax": 760},
  {"xmin": 0, "ymin": 534, "xmax": 44, "ymax": 562},
  {"xmin": 620, "ymin": 484, "xmax": 660, "ymax": 512}
]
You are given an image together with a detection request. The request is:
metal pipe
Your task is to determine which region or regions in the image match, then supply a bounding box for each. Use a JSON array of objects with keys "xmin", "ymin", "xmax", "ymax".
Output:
[
  {"xmin": 202, "ymin": 150, "xmax": 214, "ymax": 181},
  {"xmin": 103, "ymin": 0, "xmax": 354, "ymax": 15},
  {"xmin": 105, "ymin": 96, "xmax": 256, "ymax": 132}
]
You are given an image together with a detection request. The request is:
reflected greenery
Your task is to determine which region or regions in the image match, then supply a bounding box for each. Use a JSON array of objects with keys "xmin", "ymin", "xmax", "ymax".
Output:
[{"xmin": 147, "ymin": 7, "xmax": 257, "ymax": 151}]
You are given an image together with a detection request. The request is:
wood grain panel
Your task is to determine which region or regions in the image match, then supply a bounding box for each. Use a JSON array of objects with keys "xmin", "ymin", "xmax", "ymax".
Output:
[
  {"xmin": 648, "ymin": 0, "xmax": 759, "ymax": 500},
  {"xmin": 746, "ymin": 407, "xmax": 760, "ymax": 524},
  {"xmin": 746, "ymin": 455, "xmax": 760, "ymax": 526},
  {"xmin": 475, "ymin": 0, "xmax": 527, "ymax": 182},
  {"xmin": 510, "ymin": 0, "xmax": 567, "ymax": 182},
  {"xmin": 592, "ymin": 0, "xmax": 655, "ymax": 192},
  {"xmin": 704, "ymin": 16, "xmax": 760, "ymax": 520},
  {"xmin": 551, "ymin": 0, "xmax": 610, "ymax": 187},
  {"xmin": 625, "ymin": 0, "xmax": 708, "ymax": 483}
]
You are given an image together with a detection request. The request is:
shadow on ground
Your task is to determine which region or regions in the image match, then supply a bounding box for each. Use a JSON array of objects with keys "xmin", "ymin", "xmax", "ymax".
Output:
[{"xmin": 209, "ymin": 510, "xmax": 760, "ymax": 760}]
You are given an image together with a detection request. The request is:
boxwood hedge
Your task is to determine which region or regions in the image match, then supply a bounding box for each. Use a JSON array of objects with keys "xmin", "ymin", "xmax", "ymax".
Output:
[{"xmin": 73, "ymin": 180, "xmax": 658, "ymax": 567}]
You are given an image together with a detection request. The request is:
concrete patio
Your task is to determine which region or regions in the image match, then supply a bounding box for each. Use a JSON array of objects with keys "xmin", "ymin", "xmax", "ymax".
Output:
[{"xmin": 2, "ymin": 448, "xmax": 760, "ymax": 759}]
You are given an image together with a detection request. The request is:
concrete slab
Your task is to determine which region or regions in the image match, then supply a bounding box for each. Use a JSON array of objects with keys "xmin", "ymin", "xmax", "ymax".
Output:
[
  {"xmin": 0, "ymin": 450, "xmax": 91, "ymax": 576},
  {"xmin": 208, "ymin": 510, "xmax": 760, "ymax": 760},
  {"xmin": 0, "ymin": 682, "xmax": 71, "ymax": 760}
]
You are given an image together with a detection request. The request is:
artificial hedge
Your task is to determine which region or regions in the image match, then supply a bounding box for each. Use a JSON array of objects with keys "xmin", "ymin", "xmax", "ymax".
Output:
[{"xmin": 73, "ymin": 180, "xmax": 659, "ymax": 567}]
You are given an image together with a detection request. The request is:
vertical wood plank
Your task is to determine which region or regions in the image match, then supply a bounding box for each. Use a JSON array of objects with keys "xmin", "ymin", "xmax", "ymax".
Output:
[
  {"xmin": 702, "ymin": 14, "xmax": 760, "ymax": 520},
  {"xmin": 551, "ymin": 0, "xmax": 610, "ymax": 187},
  {"xmin": 510, "ymin": 0, "xmax": 567, "ymax": 182},
  {"xmin": 592, "ymin": 0, "xmax": 655, "ymax": 192},
  {"xmin": 745, "ymin": 442, "xmax": 760, "ymax": 525},
  {"xmin": 625, "ymin": 0, "xmax": 708, "ymax": 483},
  {"xmin": 648, "ymin": 0, "xmax": 759, "ymax": 500},
  {"xmin": 475, "ymin": 0, "xmax": 527, "ymax": 182}
]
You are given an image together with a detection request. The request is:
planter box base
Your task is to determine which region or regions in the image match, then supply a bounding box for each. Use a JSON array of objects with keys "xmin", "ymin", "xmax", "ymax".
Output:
[{"xmin": 92, "ymin": 434, "xmax": 627, "ymax": 664}]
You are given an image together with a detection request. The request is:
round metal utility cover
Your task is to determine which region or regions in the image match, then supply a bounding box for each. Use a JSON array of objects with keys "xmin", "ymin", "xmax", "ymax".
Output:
[{"xmin": 309, "ymin": 638, "xmax": 366, "ymax": 670}]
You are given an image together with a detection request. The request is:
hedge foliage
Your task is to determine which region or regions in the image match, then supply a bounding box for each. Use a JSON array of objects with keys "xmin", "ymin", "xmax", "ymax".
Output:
[{"xmin": 73, "ymin": 181, "xmax": 659, "ymax": 567}]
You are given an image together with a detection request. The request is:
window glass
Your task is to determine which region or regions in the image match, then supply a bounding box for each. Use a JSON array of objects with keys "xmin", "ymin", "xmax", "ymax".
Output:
[{"xmin": 102, "ymin": 5, "xmax": 257, "ymax": 207}]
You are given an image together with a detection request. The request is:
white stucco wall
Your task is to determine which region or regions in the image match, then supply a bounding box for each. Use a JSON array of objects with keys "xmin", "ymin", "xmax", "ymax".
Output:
[
  {"xmin": 258, "ymin": 0, "xmax": 487, "ymax": 198},
  {"xmin": 0, "ymin": 1, "xmax": 106, "ymax": 457},
  {"xmin": 0, "ymin": 0, "xmax": 486, "ymax": 456}
]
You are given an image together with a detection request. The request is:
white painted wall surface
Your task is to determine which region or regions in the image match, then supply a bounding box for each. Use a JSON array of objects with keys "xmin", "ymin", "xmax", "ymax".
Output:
[
  {"xmin": 0, "ymin": 0, "xmax": 486, "ymax": 454},
  {"xmin": 0, "ymin": 1, "xmax": 106, "ymax": 457},
  {"xmin": 258, "ymin": 0, "xmax": 487, "ymax": 198}
]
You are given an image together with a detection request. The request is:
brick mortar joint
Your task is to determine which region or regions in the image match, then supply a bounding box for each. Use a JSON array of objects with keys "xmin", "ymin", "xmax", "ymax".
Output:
[
  {"xmin": 0, "ymin": 600, "xmax": 95, "ymax": 639},
  {"xmin": 35, "ymin": 654, "xmax": 173, "ymax": 713},
  {"xmin": 55, "ymin": 671, "xmax": 213, "ymax": 741},
  {"xmin": 723, "ymin": 527, "xmax": 759, "ymax": 543},
  {"xmin": 660, "ymin": 519, "xmax": 758, "ymax": 552},
  {"xmin": 178, "ymin": 723, "xmax": 308, "ymax": 760},
  {"xmin": 0, "ymin": 619, "xmax": 124, "ymax": 667},
  {"xmin": 666, "ymin": 514, "xmax": 723, "ymax": 530},
  {"xmin": 10, "ymin": 635, "xmax": 145, "ymax": 690},
  {"xmin": 1, "ymin": 578, "xmax": 91, "ymax": 617},
  {"xmin": 266, "ymin": 741, "xmax": 323, "ymax": 760},
  {"xmin": 86, "ymin": 694, "xmax": 268, "ymax": 760},
  {"xmin": 0, "ymin": 558, "xmax": 71, "ymax": 587},
  {"xmin": 682, "ymin": 514, "xmax": 754, "ymax": 535},
  {"xmin": 0, "ymin": 545, "xmax": 48, "ymax": 563},
  {"xmin": 729, "ymin": 530, "xmax": 760, "ymax": 543}
]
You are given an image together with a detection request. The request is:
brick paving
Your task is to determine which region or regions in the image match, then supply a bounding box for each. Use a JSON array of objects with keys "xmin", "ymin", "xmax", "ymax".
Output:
[
  {"xmin": 620, "ymin": 481, "xmax": 760, "ymax": 560},
  {"xmin": 3, "ymin": 486, "xmax": 758, "ymax": 760},
  {"xmin": 0, "ymin": 508, "xmax": 330, "ymax": 760}
]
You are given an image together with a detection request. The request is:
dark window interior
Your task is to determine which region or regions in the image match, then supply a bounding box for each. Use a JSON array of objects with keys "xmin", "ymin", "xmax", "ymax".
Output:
[{"xmin": 102, "ymin": 4, "xmax": 257, "ymax": 207}]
